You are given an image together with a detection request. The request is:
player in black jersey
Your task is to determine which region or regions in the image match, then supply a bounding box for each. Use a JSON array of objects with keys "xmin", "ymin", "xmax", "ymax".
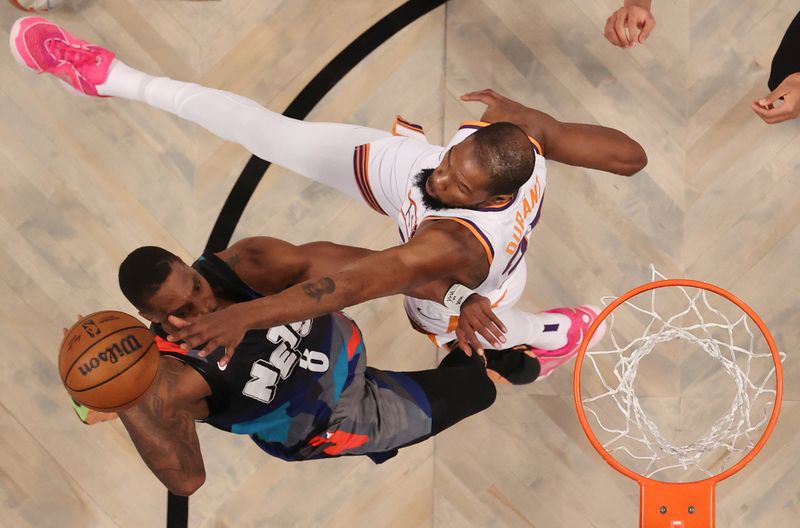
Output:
[{"xmin": 108, "ymin": 236, "xmax": 537, "ymax": 496}]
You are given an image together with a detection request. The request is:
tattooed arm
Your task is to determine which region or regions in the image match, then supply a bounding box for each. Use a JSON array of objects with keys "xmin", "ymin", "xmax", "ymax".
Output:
[
  {"xmin": 118, "ymin": 359, "xmax": 207, "ymax": 496},
  {"xmin": 215, "ymin": 237, "xmax": 376, "ymax": 295},
  {"xmin": 169, "ymin": 220, "xmax": 488, "ymax": 363}
]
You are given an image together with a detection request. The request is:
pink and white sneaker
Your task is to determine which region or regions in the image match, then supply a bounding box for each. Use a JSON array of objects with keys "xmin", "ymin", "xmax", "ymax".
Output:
[
  {"xmin": 9, "ymin": 16, "xmax": 114, "ymax": 97},
  {"xmin": 529, "ymin": 305, "xmax": 606, "ymax": 379}
]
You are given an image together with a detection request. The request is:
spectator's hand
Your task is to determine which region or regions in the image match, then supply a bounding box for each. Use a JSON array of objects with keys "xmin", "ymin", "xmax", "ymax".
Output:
[
  {"xmin": 752, "ymin": 73, "xmax": 800, "ymax": 124},
  {"xmin": 604, "ymin": 3, "xmax": 656, "ymax": 49},
  {"xmin": 455, "ymin": 294, "xmax": 507, "ymax": 357}
]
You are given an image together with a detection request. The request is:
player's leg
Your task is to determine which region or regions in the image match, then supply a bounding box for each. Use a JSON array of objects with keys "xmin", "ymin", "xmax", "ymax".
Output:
[
  {"xmin": 9, "ymin": 16, "xmax": 390, "ymax": 202},
  {"xmin": 479, "ymin": 305, "xmax": 604, "ymax": 380},
  {"xmin": 110, "ymin": 71, "xmax": 389, "ymax": 201},
  {"xmin": 313, "ymin": 347, "xmax": 495, "ymax": 461},
  {"xmin": 410, "ymin": 299, "xmax": 604, "ymax": 381},
  {"xmin": 402, "ymin": 346, "xmax": 496, "ymax": 436},
  {"xmin": 408, "ymin": 267, "xmax": 594, "ymax": 352}
]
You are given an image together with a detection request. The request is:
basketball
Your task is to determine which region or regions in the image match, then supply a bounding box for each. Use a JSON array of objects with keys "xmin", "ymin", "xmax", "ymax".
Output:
[
  {"xmin": 8, "ymin": 0, "xmax": 64, "ymax": 12},
  {"xmin": 59, "ymin": 311, "xmax": 159, "ymax": 412}
]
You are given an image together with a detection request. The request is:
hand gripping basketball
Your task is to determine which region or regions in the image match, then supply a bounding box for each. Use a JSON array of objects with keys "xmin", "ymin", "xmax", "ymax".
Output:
[{"xmin": 59, "ymin": 311, "xmax": 158, "ymax": 411}]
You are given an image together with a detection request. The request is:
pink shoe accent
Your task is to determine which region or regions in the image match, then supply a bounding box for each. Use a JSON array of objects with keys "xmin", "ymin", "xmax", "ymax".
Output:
[
  {"xmin": 9, "ymin": 16, "xmax": 115, "ymax": 97},
  {"xmin": 528, "ymin": 305, "xmax": 606, "ymax": 379}
]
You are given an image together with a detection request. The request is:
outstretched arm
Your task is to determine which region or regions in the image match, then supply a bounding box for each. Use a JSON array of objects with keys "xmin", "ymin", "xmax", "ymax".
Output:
[
  {"xmin": 461, "ymin": 89, "xmax": 647, "ymax": 176},
  {"xmin": 215, "ymin": 237, "xmax": 377, "ymax": 295},
  {"xmin": 118, "ymin": 359, "xmax": 206, "ymax": 496},
  {"xmin": 169, "ymin": 221, "xmax": 489, "ymax": 364},
  {"xmin": 217, "ymin": 236, "xmax": 470, "ymax": 302}
]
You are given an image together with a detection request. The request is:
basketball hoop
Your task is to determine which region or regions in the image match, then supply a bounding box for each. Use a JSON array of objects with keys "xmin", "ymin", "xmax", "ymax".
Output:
[{"xmin": 573, "ymin": 269, "xmax": 784, "ymax": 528}]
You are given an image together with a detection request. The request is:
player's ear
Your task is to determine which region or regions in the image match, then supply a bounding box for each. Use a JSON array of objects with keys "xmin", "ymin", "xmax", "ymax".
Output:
[{"xmin": 486, "ymin": 193, "xmax": 513, "ymax": 206}]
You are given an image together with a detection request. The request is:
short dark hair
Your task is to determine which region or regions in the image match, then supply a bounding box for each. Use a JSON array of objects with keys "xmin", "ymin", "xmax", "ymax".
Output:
[
  {"xmin": 118, "ymin": 246, "xmax": 182, "ymax": 310},
  {"xmin": 470, "ymin": 122, "xmax": 535, "ymax": 196}
]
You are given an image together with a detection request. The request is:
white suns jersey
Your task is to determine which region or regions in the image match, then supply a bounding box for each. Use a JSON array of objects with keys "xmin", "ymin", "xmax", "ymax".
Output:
[{"xmin": 353, "ymin": 117, "xmax": 547, "ymax": 337}]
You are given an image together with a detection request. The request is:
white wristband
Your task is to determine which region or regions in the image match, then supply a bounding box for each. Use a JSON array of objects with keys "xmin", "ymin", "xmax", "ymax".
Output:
[{"xmin": 443, "ymin": 284, "xmax": 476, "ymax": 311}]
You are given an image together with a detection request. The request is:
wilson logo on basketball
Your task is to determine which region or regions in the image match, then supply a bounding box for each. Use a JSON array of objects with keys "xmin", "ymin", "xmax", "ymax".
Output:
[{"xmin": 78, "ymin": 335, "xmax": 143, "ymax": 376}]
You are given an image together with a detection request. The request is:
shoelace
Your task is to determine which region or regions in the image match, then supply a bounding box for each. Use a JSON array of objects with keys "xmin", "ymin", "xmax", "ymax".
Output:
[{"xmin": 46, "ymin": 39, "xmax": 100, "ymax": 67}]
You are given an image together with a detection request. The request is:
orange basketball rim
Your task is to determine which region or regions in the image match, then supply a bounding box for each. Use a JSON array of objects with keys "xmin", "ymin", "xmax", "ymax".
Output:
[{"xmin": 573, "ymin": 279, "xmax": 784, "ymax": 528}]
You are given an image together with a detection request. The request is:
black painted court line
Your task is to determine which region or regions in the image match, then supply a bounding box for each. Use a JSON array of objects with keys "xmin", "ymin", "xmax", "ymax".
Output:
[
  {"xmin": 166, "ymin": 492, "xmax": 188, "ymax": 528},
  {"xmin": 170, "ymin": 2, "xmax": 447, "ymax": 527},
  {"xmin": 203, "ymin": 0, "xmax": 447, "ymax": 254}
]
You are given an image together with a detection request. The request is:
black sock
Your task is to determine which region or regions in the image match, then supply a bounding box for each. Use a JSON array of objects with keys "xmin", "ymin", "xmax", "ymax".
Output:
[{"xmin": 484, "ymin": 346, "xmax": 541, "ymax": 385}]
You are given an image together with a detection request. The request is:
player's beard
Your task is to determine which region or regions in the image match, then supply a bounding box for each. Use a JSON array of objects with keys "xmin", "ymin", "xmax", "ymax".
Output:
[{"xmin": 414, "ymin": 168, "xmax": 450, "ymax": 211}]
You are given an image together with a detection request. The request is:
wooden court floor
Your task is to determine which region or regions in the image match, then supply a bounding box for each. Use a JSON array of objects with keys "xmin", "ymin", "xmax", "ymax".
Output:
[{"xmin": 0, "ymin": 1, "xmax": 798, "ymax": 526}]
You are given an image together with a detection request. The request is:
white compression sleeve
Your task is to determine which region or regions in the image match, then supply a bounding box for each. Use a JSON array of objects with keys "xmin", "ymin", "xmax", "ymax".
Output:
[{"xmin": 98, "ymin": 60, "xmax": 390, "ymax": 200}]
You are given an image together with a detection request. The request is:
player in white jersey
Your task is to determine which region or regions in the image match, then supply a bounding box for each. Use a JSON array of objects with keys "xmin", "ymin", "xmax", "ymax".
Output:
[
  {"xmin": 12, "ymin": 17, "xmax": 648, "ymax": 382},
  {"xmin": 357, "ymin": 117, "xmax": 547, "ymax": 350}
]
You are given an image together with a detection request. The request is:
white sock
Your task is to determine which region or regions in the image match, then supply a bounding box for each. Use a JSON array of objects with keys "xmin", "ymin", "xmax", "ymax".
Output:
[
  {"xmin": 491, "ymin": 309, "xmax": 571, "ymax": 350},
  {"xmin": 96, "ymin": 59, "xmax": 155, "ymax": 101},
  {"xmin": 528, "ymin": 312, "xmax": 570, "ymax": 350}
]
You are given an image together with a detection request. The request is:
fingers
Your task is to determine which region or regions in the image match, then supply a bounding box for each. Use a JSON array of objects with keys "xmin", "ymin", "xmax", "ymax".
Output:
[
  {"xmin": 63, "ymin": 313, "xmax": 84, "ymax": 335},
  {"xmin": 455, "ymin": 328, "xmax": 473, "ymax": 356},
  {"xmin": 166, "ymin": 327, "xmax": 202, "ymax": 351},
  {"xmin": 626, "ymin": 13, "xmax": 639, "ymax": 47},
  {"xmin": 199, "ymin": 339, "xmax": 221, "ymax": 359},
  {"xmin": 759, "ymin": 80, "xmax": 792, "ymax": 108},
  {"xmin": 476, "ymin": 321, "xmax": 505, "ymax": 348},
  {"xmin": 613, "ymin": 10, "xmax": 632, "ymax": 48},
  {"xmin": 64, "ymin": 314, "xmax": 86, "ymax": 336},
  {"xmin": 486, "ymin": 308, "xmax": 507, "ymax": 335},
  {"xmin": 605, "ymin": 8, "xmax": 655, "ymax": 48},
  {"xmin": 751, "ymin": 101, "xmax": 772, "ymax": 122},
  {"xmin": 469, "ymin": 297, "xmax": 507, "ymax": 348},
  {"xmin": 461, "ymin": 88, "xmax": 497, "ymax": 101},
  {"xmin": 166, "ymin": 316, "xmax": 198, "ymax": 348},
  {"xmin": 456, "ymin": 324, "xmax": 484, "ymax": 357},
  {"xmin": 460, "ymin": 88, "xmax": 498, "ymax": 104},
  {"xmin": 167, "ymin": 315, "xmax": 190, "ymax": 329},
  {"xmin": 219, "ymin": 348, "xmax": 232, "ymax": 368},
  {"xmin": 755, "ymin": 109, "xmax": 792, "ymax": 124},
  {"xmin": 637, "ymin": 14, "xmax": 656, "ymax": 43},
  {"xmin": 604, "ymin": 14, "xmax": 624, "ymax": 47},
  {"xmin": 751, "ymin": 100, "xmax": 796, "ymax": 124},
  {"xmin": 216, "ymin": 338, "xmax": 241, "ymax": 368},
  {"xmin": 469, "ymin": 309, "xmax": 504, "ymax": 348}
]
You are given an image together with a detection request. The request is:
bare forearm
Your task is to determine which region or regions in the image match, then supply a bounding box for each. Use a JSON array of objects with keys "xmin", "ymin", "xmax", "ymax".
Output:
[
  {"xmin": 298, "ymin": 241, "xmax": 376, "ymax": 280},
  {"xmin": 118, "ymin": 365, "xmax": 205, "ymax": 495},
  {"xmin": 120, "ymin": 409, "xmax": 205, "ymax": 495},
  {"xmin": 241, "ymin": 266, "xmax": 411, "ymax": 329},
  {"xmin": 240, "ymin": 236, "xmax": 475, "ymax": 328},
  {"xmin": 511, "ymin": 106, "xmax": 646, "ymax": 175},
  {"xmin": 549, "ymin": 122, "xmax": 647, "ymax": 176},
  {"xmin": 231, "ymin": 225, "xmax": 484, "ymax": 329}
]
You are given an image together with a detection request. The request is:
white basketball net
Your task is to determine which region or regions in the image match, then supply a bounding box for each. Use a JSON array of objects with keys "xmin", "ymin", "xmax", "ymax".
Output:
[{"xmin": 581, "ymin": 268, "xmax": 784, "ymax": 480}]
